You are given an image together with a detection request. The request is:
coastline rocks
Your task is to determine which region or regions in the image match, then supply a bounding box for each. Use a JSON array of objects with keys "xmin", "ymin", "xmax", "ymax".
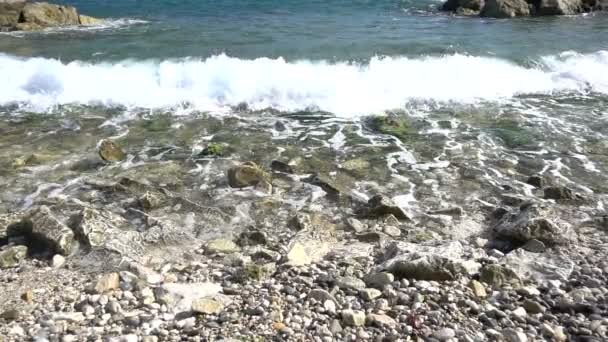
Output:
[
  {"xmin": 378, "ymin": 241, "xmax": 482, "ymax": 281},
  {"xmin": 21, "ymin": 2, "xmax": 79, "ymax": 28},
  {"xmin": 23, "ymin": 206, "xmax": 75, "ymax": 256},
  {"xmin": 0, "ymin": 1, "xmax": 102, "ymax": 31},
  {"xmin": 443, "ymin": 0, "xmax": 485, "ymax": 13},
  {"xmin": 492, "ymin": 204, "xmax": 572, "ymax": 246},
  {"xmin": 480, "ymin": 0, "xmax": 530, "ymax": 17},
  {"xmin": 537, "ymin": 0, "xmax": 582, "ymax": 14}
]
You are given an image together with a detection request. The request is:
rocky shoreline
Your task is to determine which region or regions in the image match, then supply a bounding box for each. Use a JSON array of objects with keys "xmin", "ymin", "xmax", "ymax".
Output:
[
  {"xmin": 0, "ymin": 0, "xmax": 101, "ymax": 32},
  {"xmin": 0, "ymin": 108, "xmax": 607, "ymax": 341},
  {"xmin": 442, "ymin": 0, "xmax": 607, "ymax": 17}
]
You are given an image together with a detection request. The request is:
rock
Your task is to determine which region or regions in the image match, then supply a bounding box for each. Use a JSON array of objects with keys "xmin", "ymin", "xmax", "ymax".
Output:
[
  {"xmin": 155, "ymin": 282, "xmax": 222, "ymax": 314},
  {"xmin": 105, "ymin": 301, "xmax": 122, "ymax": 314},
  {"xmin": 69, "ymin": 208, "xmax": 143, "ymax": 257},
  {"xmin": 537, "ymin": 0, "xmax": 582, "ymax": 14},
  {"xmin": 469, "ymin": 280, "xmax": 487, "ymax": 298},
  {"xmin": 523, "ymin": 299, "xmax": 545, "ymax": 314},
  {"xmin": 543, "ymin": 186, "xmax": 574, "ymax": 200},
  {"xmin": 341, "ymin": 158, "xmax": 370, "ymax": 176},
  {"xmin": 502, "ymin": 328, "xmax": 528, "ymax": 342},
  {"xmin": 192, "ymin": 298, "xmax": 224, "ymax": 314},
  {"xmin": 21, "ymin": 2, "xmax": 79, "ymax": 27},
  {"xmin": 346, "ymin": 217, "xmax": 366, "ymax": 233},
  {"xmin": 492, "ymin": 204, "xmax": 572, "ymax": 246},
  {"xmin": 94, "ymin": 273, "xmax": 120, "ymax": 293},
  {"xmin": 364, "ymin": 272, "xmax": 395, "ymax": 289},
  {"xmin": 526, "ymin": 175, "xmax": 544, "ymax": 188},
  {"xmin": 480, "ymin": 264, "xmax": 522, "ymax": 288},
  {"xmin": 227, "ymin": 162, "xmax": 272, "ymax": 192},
  {"xmin": 512, "ymin": 307, "xmax": 527, "ymax": 317},
  {"xmin": 308, "ymin": 289, "xmax": 338, "ymax": 304},
  {"xmin": 503, "ymin": 249, "xmax": 574, "ymax": 283},
  {"xmin": 205, "ymin": 239, "xmax": 240, "ymax": 254},
  {"xmin": 521, "ymin": 239, "xmax": 545, "ymax": 253},
  {"xmin": 21, "ymin": 290, "xmax": 33, "ymax": 303},
  {"xmin": 286, "ymin": 240, "xmax": 331, "ymax": 266},
  {"xmin": 481, "ymin": 0, "xmax": 530, "ymax": 17},
  {"xmin": 98, "ymin": 139, "xmax": 126, "ymax": 162},
  {"xmin": 0, "ymin": 309, "xmax": 20, "ymax": 320},
  {"xmin": 0, "ymin": 1, "xmax": 25, "ymax": 30},
  {"xmin": 23, "ymin": 206, "xmax": 75, "ymax": 256},
  {"xmin": 240, "ymin": 262, "xmax": 276, "ymax": 281},
  {"xmin": 79, "ymin": 14, "xmax": 101, "ymax": 25},
  {"xmin": 51, "ymin": 312, "xmax": 86, "ymax": 322},
  {"xmin": 336, "ymin": 276, "xmax": 366, "ymax": 291},
  {"xmin": 360, "ymin": 288, "xmax": 382, "ymax": 301},
  {"xmin": 341, "ymin": 310, "xmax": 366, "ymax": 327},
  {"xmin": 270, "ymin": 160, "xmax": 294, "ymax": 174},
  {"xmin": 359, "ymin": 195, "xmax": 410, "ymax": 220},
  {"xmin": 383, "ymin": 225, "xmax": 401, "ymax": 237},
  {"xmin": 0, "ymin": 245, "xmax": 27, "ymax": 268},
  {"xmin": 443, "ymin": 0, "xmax": 484, "ymax": 12},
  {"xmin": 0, "ymin": 212, "xmax": 24, "ymax": 240},
  {"xmin": 367, "ymin": 313, "xmax": 398, "ymax": 328},
  {"xmin": 433, "ymin": 328, "xmax": 456, "ymax": 341},
  {"xmin": 379, "ymin": 241, "xmax": 482, "ymax": 281},
  {"xmin": 51, "ymin": 254, "xmax": 65, "ymax": 268}
]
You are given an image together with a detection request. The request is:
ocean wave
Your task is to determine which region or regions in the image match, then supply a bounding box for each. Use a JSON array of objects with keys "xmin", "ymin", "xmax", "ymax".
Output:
[{"xmin": 0, "ymin": 51, "xmax": 606, "ymax": 116}]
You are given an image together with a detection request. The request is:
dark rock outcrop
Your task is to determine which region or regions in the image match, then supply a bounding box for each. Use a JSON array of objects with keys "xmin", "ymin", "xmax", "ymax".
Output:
[
  {"xmin": 480, "ymin": 0, "xmax": 531, "ymax": 17},
  {"xmin": 446, "ymin": 0, "xmax": 601, "ymax": 17}
]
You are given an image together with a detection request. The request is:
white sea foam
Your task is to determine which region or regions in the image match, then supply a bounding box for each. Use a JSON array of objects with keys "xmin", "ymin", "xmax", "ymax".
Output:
[{"xmin": 0, "ymin": 51, "xmax": 606, "ymax": 116}]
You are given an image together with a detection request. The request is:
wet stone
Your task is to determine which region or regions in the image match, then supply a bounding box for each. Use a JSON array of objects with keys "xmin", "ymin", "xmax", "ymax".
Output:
[
  {"xmin": 98, "ymin": 139, "xmax": 126, "ymax": 162},
  {"xmin": 544, "ymin": 186, "xmax": 573, "ymax": 200},
  {"xmin": 522, "ymin": 239, "xmax": 545, "ymax": 253},
  {"xmin": 0, "ymin": 245, "xmax": 27, "ymax": 268}
]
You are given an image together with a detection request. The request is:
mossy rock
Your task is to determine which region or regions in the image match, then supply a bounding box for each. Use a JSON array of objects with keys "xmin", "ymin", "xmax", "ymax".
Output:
[
  {"xmin": 365, "ymin": 115, "xmax": 415, "ymax": 142},
  {"xmin": 201, "ymin": 143, "xmax": 225, "ymax": 157}
]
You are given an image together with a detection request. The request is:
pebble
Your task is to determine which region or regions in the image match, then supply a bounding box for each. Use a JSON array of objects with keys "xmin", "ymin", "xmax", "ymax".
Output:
[
  {"xmin": 359, "ymin": 288, "xmax": 382, "ymax": 301},
  {"xmin": 433, "ymin": 327, "xmax": 456, "ymax": 341},
  {"xmin": 342, "ymin": 310, "xmax": 366, "ymax": 327},
  {"xmin": 502, "ymin": 328, "xmax": 528, "ymax": 342},
  {"xmin": 94, "ymin": 273, "xmax": 120, "ymax": 294}
]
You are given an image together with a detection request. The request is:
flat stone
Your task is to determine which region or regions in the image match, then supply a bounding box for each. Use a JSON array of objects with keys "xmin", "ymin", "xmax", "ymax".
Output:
[
  {"xmin": 523, "ymin": 299, "xmax": 545, "ymax": 314},
  {"xmin": 469, "ymin": 280, "xmax": 487, "ymax": 298},
  {"xmin": 308, "ymin": 289, "xmax": 337, "ymax": 304},
  {"xmin": 155, "ymin": 282, "xmax": 222, "ymax": 314},
  {"xmin": 359, "ymin": 288, "xmax": 382, "ymax": 301},
  {"xmin": 94, "ymin": 273, "xmax": 120, "ymax": 293},
  {"xmin": 336, "ymin": 276, "xmax": 366, "ymax": 291},
  {"xmin": 367, "ymin": 313, "xmax": 397, "ymax": 328},
  {"xmin": 205, "ymin": 239, "xmax": 240, "ymax": 254},
  {"xmin": 192, "ymin": 298, "xmax": 224, "ymax": 314},
  {"xmin": 341, "ymin": 310, "xmax": 366, "ymax": 327},
  {"xmin": 433, "ymin": 327, "xmax": 456, "ymax": 341},
  {"xmin": 383, "ymin": 225, "xmax": 401, "ymax": 237},
  {"xmin": 364, "ymin": 272, "xmax": 395, "ymax": 289}
]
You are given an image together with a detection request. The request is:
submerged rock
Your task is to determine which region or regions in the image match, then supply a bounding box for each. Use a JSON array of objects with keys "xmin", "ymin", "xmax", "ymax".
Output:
[
  {"xmin": 378, "ymin": 241, "xmax": 482, "ymax": 281},
  {"xmin": 227, "ymin": 162, "xmax": 272, "ymax": 192},
  {"xmin": 98, "ymin": 139, "xmax": 126, "ymax": 162},
  {"xmin": 359, "ymin": 195, "xmax": 410, "ymax": 220},
  {"xmin": 0, "ymin": 245, "xmax": 27, "ymax": 268},
  {"xmin": 543, "ymin": 186, "xmax": 574, "ymax": 200}
]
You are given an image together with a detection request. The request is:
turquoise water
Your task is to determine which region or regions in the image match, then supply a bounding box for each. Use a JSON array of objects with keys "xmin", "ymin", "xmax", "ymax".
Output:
[{"xmin": 1, "ymin": 0, "xmax": 607, "ymax": 62}]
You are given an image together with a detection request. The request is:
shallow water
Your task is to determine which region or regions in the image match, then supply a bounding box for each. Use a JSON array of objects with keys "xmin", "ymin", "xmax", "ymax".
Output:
[{"xmin": 0, "ymin": 0, "xmax": 607, "ymax": 238}]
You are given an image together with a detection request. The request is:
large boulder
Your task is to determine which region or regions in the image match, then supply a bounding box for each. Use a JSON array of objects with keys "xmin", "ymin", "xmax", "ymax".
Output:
[
  {"xmin": 377, "ymin": 241, "xmax": 483, "ymax": 281},
  {"xmin": 481, "ymin": 0, "xmax": 531, "ymax": 17},
  {"xmin": 443, "ymin": 0, "xmax": 485, "ymax": 12},
  {"xmin": 21, "ymin": 206, "xmax": 76, "ymax": 256},
  {"xmin": 492, "ymin": 204, "xmax": 573, "ymax": 246},
  {"xmin": 537, "ymin": 0, "xmax": 582, "ymax": 14},
  {"xmin": 69, "ymin": 208, "xmax": 143, "ymax": 258},
  {"xmin": 20, "ymin": 2, "xmax": 79, "ymax": 27},
  {"xmin": 0, "ymin": 1, "xmax": 25, "ymax": 30}
]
